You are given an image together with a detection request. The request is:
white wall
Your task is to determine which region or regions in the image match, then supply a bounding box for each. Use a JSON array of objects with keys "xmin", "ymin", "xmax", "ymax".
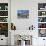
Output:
[
  {"xmin": 11, "ymin": 0, "xmax": 38, "ymax": 30},
  {"xmin": 11, "ymin": 0, "xmax": 46, "ymax": 46}
]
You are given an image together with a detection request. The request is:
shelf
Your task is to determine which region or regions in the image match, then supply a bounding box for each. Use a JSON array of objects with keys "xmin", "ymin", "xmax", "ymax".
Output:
[
  {"xmin": 38, "ymin": 22, "xmax": 46, "ymax": 23},
  {"xmin": 0, "ymin": 10, "xmax": 8, "ymax": 11},
  {"xmin": 38, "ymin": 10, "xmax": 46, "ymax": 11},
  {"xmin": 38, "ymin": 16, "xmax": 46, "ymax": 17},
  {"xmin": 38, "ymin": 3, "xmax": 46, "ymax": 37},
  {"xmin": 38, "ymin": 28, "xmax": 46, "ymax": 29},
  {"xmin": 0, "ymin": 3, "xmax": 8, "ymax": 37},
  {"xmin": 0, "ymin": 22, "xmax": 8, "ymax": 23},
  {"xmin": 0, "ymin": 16, "xmax": 8, "ymax": 17}
]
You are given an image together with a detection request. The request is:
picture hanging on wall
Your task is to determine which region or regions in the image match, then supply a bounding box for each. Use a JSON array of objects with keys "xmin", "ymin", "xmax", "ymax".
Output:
[{"xmin": 17, "ymin": 10, "xmax": 29, "ymax": 19}]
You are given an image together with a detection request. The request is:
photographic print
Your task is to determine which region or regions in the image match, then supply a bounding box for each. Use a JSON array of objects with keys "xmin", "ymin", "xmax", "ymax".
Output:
[
  {"xmin": 0, "ymin": 23, "xmax": 8, "ymax": 37},
  {"xmin": 38, "ymin": 29, "xmax": 46, "ymax": 37},
  {"xmin": 38, "ymin": 17, "xmax": 46, "ymax": 22},
  {"xmin": 38, "ymin": 11, "xmax": 46, "ymax": 16},
  {"xmin": 0, "ymin": 11, "xmax": 8, "ymax": 16},
  {"xmin": 38, "ymin": 23, "xmax": 46, "ymax": 28},
  {"xmin": 0, "ymin": 3, "xmax": 8, "ymax": 10},
  {"xmin": 17, "ymin": 10, "xmax": 29, "ymax": 19},
  {"xmin": 0, "ymin": 17, "xmax": 8, "ymax": 22},
  {"xmin": 38, "ymin": 3, "xmax": 46, "ymax": 10}
]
